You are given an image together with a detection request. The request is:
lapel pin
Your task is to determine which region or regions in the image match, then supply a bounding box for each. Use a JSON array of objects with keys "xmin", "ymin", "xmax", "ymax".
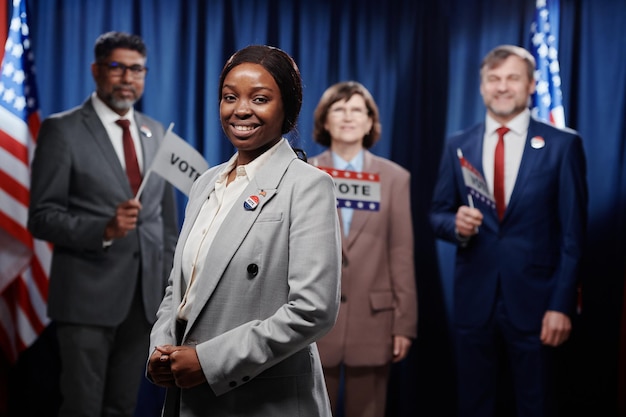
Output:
[
  {"xmin": 530, "ymin": 136, "xmax": 545, "ymax": 149},
  {"xmin": 259, "ymin": 190, "xmax": 266, "ymax": 197},
  {"xmin": 140, "ymin": 125, "xmax": 153, "ymax": 138},
  {"xmin": 244, "ymin": 195, "xmax": 259, "ymax": 211}
]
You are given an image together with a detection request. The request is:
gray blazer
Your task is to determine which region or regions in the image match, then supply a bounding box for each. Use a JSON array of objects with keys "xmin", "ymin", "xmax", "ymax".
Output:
[
  {"xmin": 28, "ymin": 97, "xmax": 178, "ymax": 325},
  {"xmin": 150, "ymin": 139, "xmax": 341, "ymax": 417}
]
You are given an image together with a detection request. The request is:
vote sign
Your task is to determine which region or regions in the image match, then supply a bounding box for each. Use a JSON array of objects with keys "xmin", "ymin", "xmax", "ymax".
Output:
[{"xmin": 317, "ymin": 166, "xmax": 381, "ymax": 211}]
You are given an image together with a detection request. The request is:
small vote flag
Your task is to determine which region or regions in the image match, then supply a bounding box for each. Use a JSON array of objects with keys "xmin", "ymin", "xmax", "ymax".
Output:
[
  {"xmin": 457, "ymin": 148, "xmax": 495, "ymax": 210},
  {"xmin": 137, "ymin": 123, "xmax": 209, "ymax": 198}
]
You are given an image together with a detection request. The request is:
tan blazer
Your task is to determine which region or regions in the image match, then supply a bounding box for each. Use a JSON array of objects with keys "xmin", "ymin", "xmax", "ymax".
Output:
[{"xmin": 310, "ymin": 150, "xmax": 418, "ymax": 367}]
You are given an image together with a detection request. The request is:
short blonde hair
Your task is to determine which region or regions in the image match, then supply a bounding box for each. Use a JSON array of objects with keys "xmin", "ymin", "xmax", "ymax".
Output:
[{"xmin": 480, "ymin": 45, "xmax": 536, "ymax": 82}]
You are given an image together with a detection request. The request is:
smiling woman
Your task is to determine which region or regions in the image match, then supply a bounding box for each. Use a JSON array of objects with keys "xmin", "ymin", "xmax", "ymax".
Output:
[
  {"xmin": 219, "ymin": 62, "xmax": 285, "ymax": 166},
  {"xmin": 147, "ymin": 45, "xmax": 342, "ymax": 417}
]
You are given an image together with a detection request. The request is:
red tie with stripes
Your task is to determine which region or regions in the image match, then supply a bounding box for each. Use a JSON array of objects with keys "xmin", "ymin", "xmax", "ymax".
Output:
[
  {"xmin": 494, "ymin": 126, "xmax": 509, "ymax": 221},
  {"xmin": 116, "ymin": 119, "xmax": 142, "ymax": 196}
]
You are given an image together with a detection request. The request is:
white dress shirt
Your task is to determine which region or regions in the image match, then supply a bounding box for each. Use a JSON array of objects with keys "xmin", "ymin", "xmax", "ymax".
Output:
[
  {"xmin": 91, "ymin": 92, "xmax": 144, "ymax": 173},
  {"xmin": 482, "ymin": 109, "xmax": 530, "ymax": 206},
  {"xmin": 177, "ymin": 138, "xmax": 284, "ymax": 320}
]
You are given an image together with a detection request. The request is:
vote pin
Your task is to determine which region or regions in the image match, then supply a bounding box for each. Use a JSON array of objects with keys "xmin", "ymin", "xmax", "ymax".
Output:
[
  {"xmin": 244, "ymin": 195, "xmax": 259, "ymax": 211},
  {"xmin": 140, "ymin": 125, "xmax": 153, "ymax": 138},
  {"xmin": 530, "ymin": 136, "xmax": 545, "ymax": 149}
]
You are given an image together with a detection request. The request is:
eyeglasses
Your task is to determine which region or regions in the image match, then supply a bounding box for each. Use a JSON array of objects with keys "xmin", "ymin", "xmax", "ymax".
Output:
[
  {"xmin": 328, "ymin": 106, "xmax": 370, "ymax": 118},
  {"xmin": 98, "ymin": 61, "xmax": 148, "ymax": 78}
]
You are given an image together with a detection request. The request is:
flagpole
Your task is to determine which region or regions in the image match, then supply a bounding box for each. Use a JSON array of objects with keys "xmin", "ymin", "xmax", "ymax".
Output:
[
  {"xmin": 135, "ymin": 122, "xmax": 174, "ymax": 200},
  {"xmin": 456, "ymin": 148, "xmax": 475, "ymax": 208}
]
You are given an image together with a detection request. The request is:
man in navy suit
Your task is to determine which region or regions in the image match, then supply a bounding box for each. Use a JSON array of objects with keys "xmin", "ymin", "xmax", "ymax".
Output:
[{"xmin": 430, "ymin": 45, "xmax": 587, "ymax": 417}]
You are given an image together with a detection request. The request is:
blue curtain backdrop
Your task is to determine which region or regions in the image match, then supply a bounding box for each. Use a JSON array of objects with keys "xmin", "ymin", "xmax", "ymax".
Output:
[{"xmin": 7, "ymin": 0, "xmax": 626, "ymax": 416}]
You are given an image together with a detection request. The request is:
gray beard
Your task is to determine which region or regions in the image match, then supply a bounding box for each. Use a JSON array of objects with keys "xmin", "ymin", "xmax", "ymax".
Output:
[{"xmin": 107, "ymin": 96, "xmax": 136, "ymax": 111}]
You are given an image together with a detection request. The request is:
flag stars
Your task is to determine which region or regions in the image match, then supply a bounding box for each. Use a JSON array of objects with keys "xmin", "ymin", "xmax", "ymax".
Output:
[
  {"xmin": 548, "ymin": 46, "xmax": 559, "ymax": 61},
  {"xmin": 2, "ymin": 88, "xmax": 16, "ymax": 104},
  {"xmin": 9, "ymin": 16, "xmax": 20, "ymax": 32},
  {"xmin": 2, "ymin": 62, "xmax": 15, "ymax": 77},
  {"xmin": 13, "ymin": 95, "xmax": 26, "ymax": 111},
  {"xmin": 21, "ymin": 21, "xmax": 30, "ymax": 37},
  {"xmin": 13, "ymin": 69, "xmax": 25, "ymax": 84},
  {"xmin": 536, "ymin": 80, "xmax": 549, "ymax": 95},
  {"xmin": 530, "ymin": 1, "xmax": 564, "ymax": 127},
  {"xmin": 5, "ymin": 39, "xmax": 14, "ymax": 53},
  {"xmin": 537, "ymin": 43, "xmax": 548, "ymax": 58},
  {"xmin": 11, "ymin": 42, "xmax": 24, "ymax": 59}
]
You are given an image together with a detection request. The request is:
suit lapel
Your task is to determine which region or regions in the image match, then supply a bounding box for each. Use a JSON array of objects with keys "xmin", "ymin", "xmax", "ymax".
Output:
[
  {"xmin": 134, "ymin": 113, "xmax": 159, "ymax": 182},
  {"xmin": 80, "ymin": 100, "xmax": 132, "ymax": 194},
  {"xmin": 504, "ymin": 119, "xmax": 541, "ymax": 220},
  {"xmin": 184, "ymin": 140, "xmax": 296, "ymax": 331}
]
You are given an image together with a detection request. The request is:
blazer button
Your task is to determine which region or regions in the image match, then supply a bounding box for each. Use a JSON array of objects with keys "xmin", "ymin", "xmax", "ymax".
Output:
[
  {"xmin": 242, "ymin": 376, "xmax": 250, "ymax": 382},
  {"xmin": 229, "ymin": 381, "xmax": 237, "ymax": 388},
  {"xmin": 340, "ymin": 295, "xmax": 347, "ymax": 303},
  {"xmin": 247, "ymin": 264, "xmax": 259, "ymax": 277}
]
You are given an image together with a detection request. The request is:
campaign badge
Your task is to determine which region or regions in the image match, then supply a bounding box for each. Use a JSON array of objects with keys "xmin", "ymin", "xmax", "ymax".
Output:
[
  {"xmin": 530, "ymin": 136, "xmax": 545, "ymax": 149},
  {"xmin": 244, "ymin": 195, "xmax": 259, "ymax": 210}
]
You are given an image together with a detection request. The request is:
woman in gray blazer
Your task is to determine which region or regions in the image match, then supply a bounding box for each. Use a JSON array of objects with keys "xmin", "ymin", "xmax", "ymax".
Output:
[{"xmin": 147, "ymin": 45, "xmax": 342, "ymax": 417}]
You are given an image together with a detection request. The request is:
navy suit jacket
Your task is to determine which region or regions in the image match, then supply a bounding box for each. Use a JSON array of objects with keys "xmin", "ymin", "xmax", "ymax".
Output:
[{"xmin": 430, "ymin": 117, "xmax": 587, "ymax": 332}]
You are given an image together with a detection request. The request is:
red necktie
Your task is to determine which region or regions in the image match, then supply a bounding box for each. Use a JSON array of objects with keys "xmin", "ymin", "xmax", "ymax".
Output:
[
  {"xmin": 115, "ymin": 119, "xmax": 142, "ymax": 196},
  {"xmin": 494, "ymin": 126, "xmax": 509, "ymax": 221}
]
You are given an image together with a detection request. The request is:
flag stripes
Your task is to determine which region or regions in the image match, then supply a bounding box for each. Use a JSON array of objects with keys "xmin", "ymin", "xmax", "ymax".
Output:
[{"xmin": 0, "ymin": 0, "xmax": 51, "ymax": 365}]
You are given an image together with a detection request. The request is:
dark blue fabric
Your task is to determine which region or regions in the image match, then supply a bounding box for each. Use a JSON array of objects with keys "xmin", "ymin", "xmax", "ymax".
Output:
[{"xmin": 8, "ymin": 0, "xmax": 625, "ymax": 416}]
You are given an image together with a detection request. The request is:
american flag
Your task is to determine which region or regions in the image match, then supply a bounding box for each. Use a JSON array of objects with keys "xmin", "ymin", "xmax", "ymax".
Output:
[
  {"xmin": 0, "ymin": 0, "xmax": 51, "ymax": 363},
  {"xmin": 530, "ymin": 0, "xmax": 565, "ymax": 128}
]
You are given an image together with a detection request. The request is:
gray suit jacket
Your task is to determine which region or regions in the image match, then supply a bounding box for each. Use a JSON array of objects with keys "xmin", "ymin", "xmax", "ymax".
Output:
[
  {"xmin": 28, "ymin": 97, "xmax": 179, "ymax": 325},
  {"xmin": 150, "ymin": 139, "xmax": 341, "ymax": 417}
]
